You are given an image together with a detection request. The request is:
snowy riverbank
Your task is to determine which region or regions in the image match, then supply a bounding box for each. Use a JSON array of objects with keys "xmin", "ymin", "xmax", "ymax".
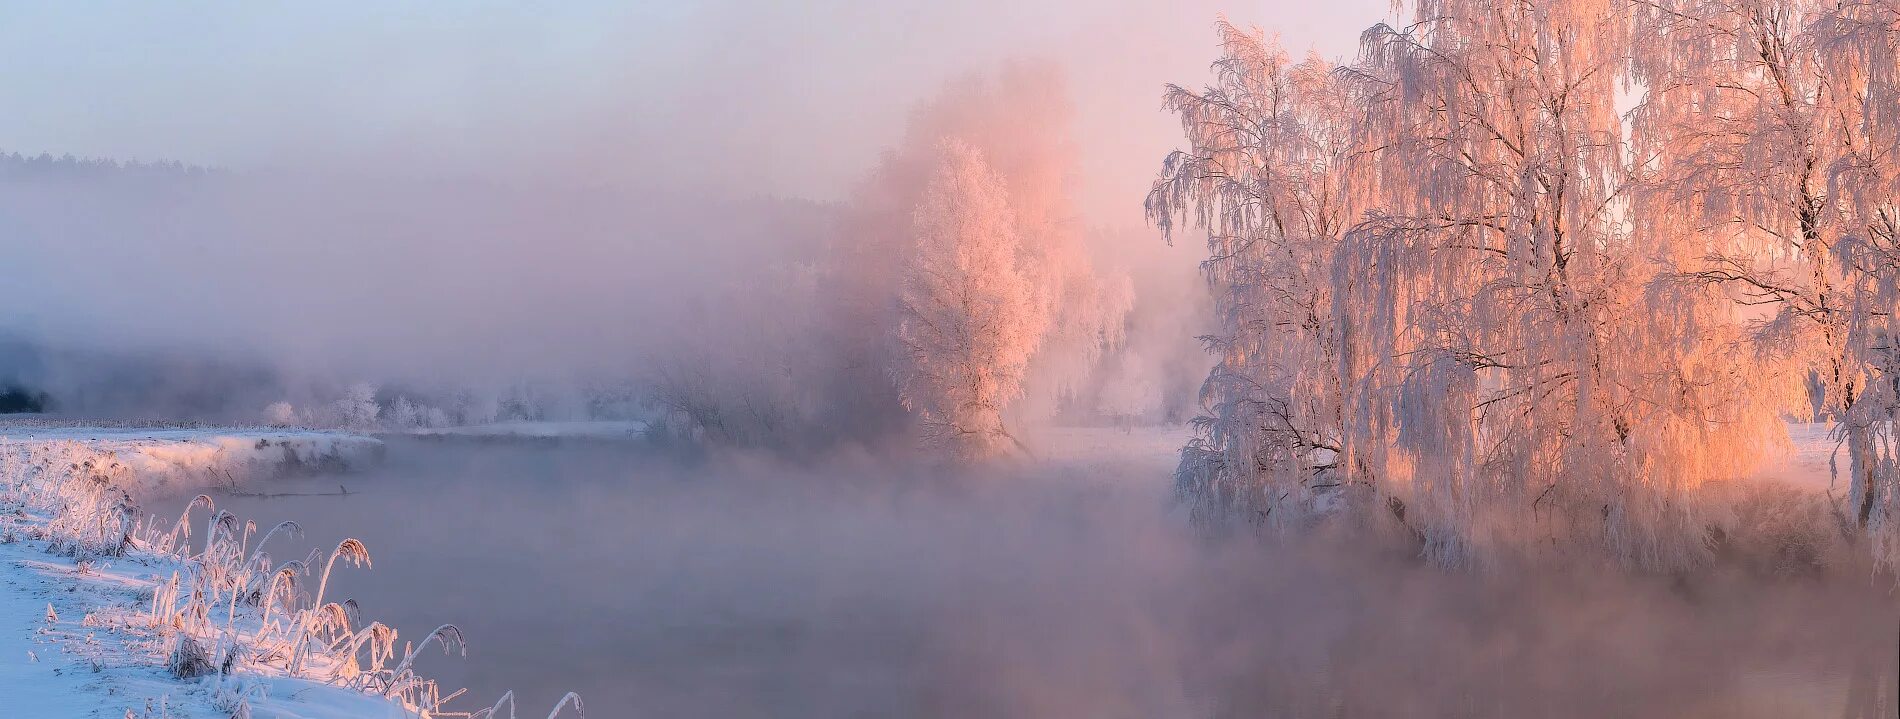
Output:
[
  {"xmin": 0, "ymin": 421, "xmax": 385, "ymax": 499},
  {"xmin": 0, "ymin": 425, "xmax": 465, "ymax": 718}
]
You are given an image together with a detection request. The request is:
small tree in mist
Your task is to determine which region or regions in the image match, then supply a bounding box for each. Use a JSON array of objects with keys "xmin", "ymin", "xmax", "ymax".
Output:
[
  {"xmin": 387, "ymin": 396, "xmax": 422, "ymax": 429},
  {"xmin": 631, "ymin": 64, "xmax": 1135, "ymax": 457},
  {"xmin": 908, "ymin": 66, "xmax": 1136, "ymax": 419},
  {"xmin": 895, "ymin": 141, "xmax": 1046, "ymax": 458},
  {"xmin": 263, "ymin": 401, "xmax": 298, "ymax": 427},
  {"xmin": 815, "ymin": 65, "xmax": 1136, "ymax": 455},
  {"xmin": 639, "ymin": 258, "xmax": 829, "ymax": 453},
  {"xmin": 334, "ymin": 382, "xmax": 380, "ymax": 431}
]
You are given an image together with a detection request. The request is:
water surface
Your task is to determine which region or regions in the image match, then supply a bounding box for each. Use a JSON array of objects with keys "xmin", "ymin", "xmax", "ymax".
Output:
[{"xmin": 157, "ymin": 430, "xmax": 1897, "ymax": 718}]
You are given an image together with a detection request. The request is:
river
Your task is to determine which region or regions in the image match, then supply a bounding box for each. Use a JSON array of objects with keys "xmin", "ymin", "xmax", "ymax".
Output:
[{"xmin": 154, "ymin": 428, "xmax": 1894, "ymax": 718}]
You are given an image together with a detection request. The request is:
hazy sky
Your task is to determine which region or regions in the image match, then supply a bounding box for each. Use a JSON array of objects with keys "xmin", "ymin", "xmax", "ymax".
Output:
[
  {"xmin": 0, "ymin": 1, "xmax": 1389, "ymax": 222},
  {"xmin": 0, "ymin": 1, "xmax": 1393, "ymax": 389}
]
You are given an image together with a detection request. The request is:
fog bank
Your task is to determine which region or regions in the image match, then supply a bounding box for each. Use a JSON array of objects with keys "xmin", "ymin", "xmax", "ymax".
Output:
[{"xmin": 0, "ymin": 1, "xmax": 1392, "ymax": 424}]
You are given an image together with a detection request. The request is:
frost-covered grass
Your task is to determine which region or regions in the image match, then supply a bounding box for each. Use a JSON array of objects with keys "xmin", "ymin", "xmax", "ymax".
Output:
[{"xmin": 0, "ymin": 428, "xmax": 584, "ymax": 718}]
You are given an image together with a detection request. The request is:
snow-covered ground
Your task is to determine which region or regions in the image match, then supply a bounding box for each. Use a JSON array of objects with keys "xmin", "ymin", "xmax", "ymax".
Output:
[
  {"xmin": 0, "ymin": 420, "xmax": 385, "ymax": 499},
  {"xmin": 0, "ymin": 424, "xmax": 441, "ymax": 718},
  {"xmin": 0, "ymin": 535, "xmax": 417, "ymax": 718}
]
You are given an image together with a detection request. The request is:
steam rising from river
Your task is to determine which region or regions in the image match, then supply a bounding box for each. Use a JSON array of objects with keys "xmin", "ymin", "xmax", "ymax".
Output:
[{"xmin": 166, "ymin": 434, "xmax": 1896, "ymax": 718}]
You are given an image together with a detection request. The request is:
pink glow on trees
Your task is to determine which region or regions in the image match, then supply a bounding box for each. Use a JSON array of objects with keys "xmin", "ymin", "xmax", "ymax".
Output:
[
  {"xmin": 1147, "ymin": 22, "xmax": 1363, "ymax": 529},
  {"xmin": 1346, "ymin": 0, "xmax": 1745, "ymax": 568},
  {"xmin": 827, "ymin": 66, "xmax": 1135, "ymax": 458},
  {"xmin": 1812, "ymin": 0, "xmax": 1900, "ymax": 564},
  {"xmin": 1156, "ymin": 0, "xmax": 1899, "ymax": 569},
  {"xmin": 895, "ymin": 141, "xmax": 1046, "ymax": 457}
]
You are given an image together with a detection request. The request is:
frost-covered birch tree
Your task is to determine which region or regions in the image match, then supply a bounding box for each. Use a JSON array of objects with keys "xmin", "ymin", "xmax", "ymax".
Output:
[
  {"xmin": 1628, "ymin": 0, "xmax": 1900, "ymax": 563},
  {"xmin": 1147, "ymin": 23, "xmax": 1365, "ymax": 529},
  {"xmin": 1345, "ymin": 0, "xmax": 1707, "ymax": 566},
  {"xmin": 1629, "ymin": 0, "xmax": 1858, "ymax": 509},
  {"xmin": 1158, "ymin": 0, "xmax": 1831, "ymax": 568},
  {"xmin": 898, "ymin": 66, "xmax": 1135, "ymax": 423},
  {"xmin": 895, "ymin": 141, "xmax": 1047, "ymax": 458},
  {"xmin": 333, "ymin": 382, "xmax": 380, "ymax": 431},
  {"xmin": 1811, "ymin": 0, "xmax": 1900, "ymax": 564}
]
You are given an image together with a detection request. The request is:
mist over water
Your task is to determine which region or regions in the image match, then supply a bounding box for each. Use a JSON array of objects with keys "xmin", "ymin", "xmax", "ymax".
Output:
[
  {"xmin": 157, "ymin": 432, "xmax": 1896, "ymax": 718},
  {"xmin": 9, "ymin": 3, "xmax": 1898, "ymax": 717}
]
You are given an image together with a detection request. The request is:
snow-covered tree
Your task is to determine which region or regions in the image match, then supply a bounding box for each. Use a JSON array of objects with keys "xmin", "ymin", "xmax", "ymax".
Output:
[
  {"xmin": 1625, "ymin": 0, "xmax": 1900, "ymax": 565},
  {"xmin": 387, "ymin": 396, "xmax": 422, "ymax": 429},
  {"xmin": 263, "ymin": 401, "xmax": 297, "ymax": 427},
  {"xmin": 1344, "ymin": 0, "xmax": 1752, "ymax": 566},
  {"xmin": 894, "ymin": 140, "xmax": 1046, "ymax": 458},
  {"xmin": 1147, "ymin": 23, "xmax": 1364, "ymax": 529},
  {"xmin": 1158, "ymin": 2, "xmax": 1824, "ymax": 569},
  {"xmin": 333, "ymin": 382, "xmax": 380, "ymax": 431},
  {"xmin": 1628, "ymin": 0, "xmax": 1852, "ymax": 499},
  {"xmin": 824, "ymin": 66, "xmax": 1134, "ymax": 454},
  {"xmin": 1810, "ymin": 0, "xmax": 1900, "ymax": 564},
  {"xmin": 916, "ymin": 66, "xmax": 1136, "ymax": 418}
]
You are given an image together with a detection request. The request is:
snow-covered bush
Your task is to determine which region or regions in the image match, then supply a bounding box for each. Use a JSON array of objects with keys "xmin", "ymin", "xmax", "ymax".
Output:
[
  {"xmin": 166, "ymin": 634, "xmax": 216, "ymax": 679},
  {"xmin": 263, "ymin": 401, "xmax": 297, "ymax": 427},
  {"xmin": 386, "ymin": 396, "xmax": 421, "ymax": 430},
  {"xmin": 333, "ymin": 383, "xmax": 379, "ymax": 431}
]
